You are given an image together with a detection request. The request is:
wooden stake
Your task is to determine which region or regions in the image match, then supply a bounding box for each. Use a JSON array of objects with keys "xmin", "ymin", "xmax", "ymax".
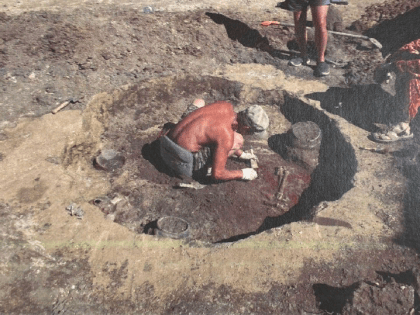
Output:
[
  {"xmin": 51, "ymin": 100, "xmax": 70, "ymax": 114},
  {"xmin": 250, "ymin": 148, "xmax": 259, "ymax": 169}
]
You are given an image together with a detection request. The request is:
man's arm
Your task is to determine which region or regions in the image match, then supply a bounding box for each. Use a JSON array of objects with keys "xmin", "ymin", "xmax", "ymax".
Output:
[
  {"xmin": 211, "ymin": 131, "xmax": 257, "ymax": 181},
  {"xmin": 211, "ymin": 139, "xmax": 243, "ymax": 181}
]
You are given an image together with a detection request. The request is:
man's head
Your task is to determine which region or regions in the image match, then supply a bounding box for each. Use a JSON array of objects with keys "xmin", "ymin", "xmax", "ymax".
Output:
[{"xmin": 237, "ymin": 105, "xmax": 269, "ymax": 138}]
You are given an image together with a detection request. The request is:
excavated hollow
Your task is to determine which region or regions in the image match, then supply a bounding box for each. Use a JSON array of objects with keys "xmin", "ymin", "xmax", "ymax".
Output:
[{"xmin": 96, "ymin": 75, "xmax": 357, "ymax": 243}]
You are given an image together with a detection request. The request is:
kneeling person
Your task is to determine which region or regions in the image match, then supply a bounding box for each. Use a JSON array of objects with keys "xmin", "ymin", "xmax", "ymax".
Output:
[{"xmin": 159, "ymin": 101, "xmax": 269, "ymax": 181}]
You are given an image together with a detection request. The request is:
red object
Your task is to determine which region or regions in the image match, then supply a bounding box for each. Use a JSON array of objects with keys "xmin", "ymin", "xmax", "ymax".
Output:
[
  {"xmin": 395, "ymin": 39, "xmax": 420, "ymax": 118},
  {"xmin": 261, "ymin": 21, "xmax": 280, "ymax": 26}
]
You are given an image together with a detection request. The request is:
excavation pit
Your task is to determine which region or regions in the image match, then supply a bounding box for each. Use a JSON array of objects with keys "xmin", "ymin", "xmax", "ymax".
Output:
[{"xmin": 98, "ymin": 75, "xmax": 357, "ymax": 243}]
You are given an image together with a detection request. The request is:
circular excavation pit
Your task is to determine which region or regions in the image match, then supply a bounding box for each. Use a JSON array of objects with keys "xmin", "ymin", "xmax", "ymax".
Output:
[{"xmin": 95, "ymin": 75, "xmax": 357, "ymax": 243}]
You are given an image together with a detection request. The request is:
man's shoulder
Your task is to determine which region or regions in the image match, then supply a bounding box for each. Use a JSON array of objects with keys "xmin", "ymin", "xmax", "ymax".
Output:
[
  {"xmin": 210, "ymin": 101, "xmax": 234, "ymax": 110},
  {"xmin": 208, "ymin": 101, "xmax": 235, "ymax": 117}
]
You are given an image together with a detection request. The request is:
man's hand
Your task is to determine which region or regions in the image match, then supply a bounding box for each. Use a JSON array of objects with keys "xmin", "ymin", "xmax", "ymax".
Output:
[
  {"xmin": 242, "ymin": 168, "xmax": 258, "ymax": 181},
  {"xmin": 238, "ymin": 150, "xmax": 258, "ymax": 161}
]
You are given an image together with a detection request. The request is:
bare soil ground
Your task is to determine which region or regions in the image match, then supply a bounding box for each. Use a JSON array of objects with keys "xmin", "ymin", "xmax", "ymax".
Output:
[{"xmin": 1, "ymin": 0, "xmax": 420, "ymax": 314}]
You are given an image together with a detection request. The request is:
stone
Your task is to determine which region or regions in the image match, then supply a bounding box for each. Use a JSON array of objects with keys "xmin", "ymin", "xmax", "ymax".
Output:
[
  {"xmin": 326, "ymin": 6, "xmax": 343, "ymax": 31},
  {"xmin": 94, "ymin": 149, "xmax": 125, "ymax": 171}
]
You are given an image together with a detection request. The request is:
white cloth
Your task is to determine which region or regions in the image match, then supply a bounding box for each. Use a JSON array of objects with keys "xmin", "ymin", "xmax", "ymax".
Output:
[
  {"xmin": 238, "ymin": 150, "xmax": 258, "ymax": 160},
  {"xmin": 242, "ymin": 168, "xmax": 258, "ymax": 180}
]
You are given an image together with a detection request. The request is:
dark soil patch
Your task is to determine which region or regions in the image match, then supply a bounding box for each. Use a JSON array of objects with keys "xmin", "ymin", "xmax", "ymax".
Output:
[
  {"xmin": 0, "ymin": 7, "xmax": 289, "ymax": 124},
  {"xmin": 100, "ymin": 76, "xmax": 315, "ymax": 243},
  {"xmin": 353, "ymin": 0, "xmax": 420, "ymax": 32},
  {"xmin": 95, "ymin": 75, "xmax": 358, "ymax": 243}
]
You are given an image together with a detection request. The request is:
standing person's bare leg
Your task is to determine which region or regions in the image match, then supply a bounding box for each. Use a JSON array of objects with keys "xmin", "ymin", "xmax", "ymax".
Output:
[
  {"xmin": 311, "ymin": 5, "xmax": 328, "ymax": 63},
  {"xmin": 311, "ymin": 4, "xmax": 330, "ymax": 76},
  {"xmin": 289, "ymin": 9, "xmax": 309, "ymax": 66},
  {"xmin": 295, "ymin": 9, "xmax": 308, "ymax": 59}
]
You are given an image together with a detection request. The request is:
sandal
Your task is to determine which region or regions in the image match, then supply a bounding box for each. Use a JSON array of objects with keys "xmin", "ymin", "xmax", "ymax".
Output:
[{"xmin": 372, "ymin": 122, "xmax": 413, "ymax": 143}]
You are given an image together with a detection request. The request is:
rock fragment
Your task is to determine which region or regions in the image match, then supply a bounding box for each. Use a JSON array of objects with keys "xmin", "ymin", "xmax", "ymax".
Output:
[
  {"xmin": 94, "ymin": 149, "xmax": 125, "ymax": 171},
  {"xmin": 66, "ymin": 203, "xmax": 84, "ymax": 219}
]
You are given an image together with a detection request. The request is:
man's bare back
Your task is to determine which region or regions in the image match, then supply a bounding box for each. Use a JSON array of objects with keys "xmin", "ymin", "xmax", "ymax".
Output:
[
  {"xmin": 160, "ymin": 100, "xmax": 268, "ymax": 181},
  {"xmin": 168, "ymin": 101, "xmax": 236, "ymax": 152},
  {"xmin": 168, "ymin": 101, "xmax": 243, "ymax": 180}
]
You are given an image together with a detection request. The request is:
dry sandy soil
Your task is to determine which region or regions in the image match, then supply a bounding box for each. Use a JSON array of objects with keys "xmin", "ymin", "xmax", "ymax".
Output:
[{"xmin": 1, "ymin": 0, "xmax": 420, "ymax": 314}]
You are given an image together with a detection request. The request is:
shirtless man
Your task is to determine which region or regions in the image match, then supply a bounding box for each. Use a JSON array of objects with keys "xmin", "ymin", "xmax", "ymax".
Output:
[{"xmin": 159, "ymin": 100, "xmax": 269, "ymax": 181}]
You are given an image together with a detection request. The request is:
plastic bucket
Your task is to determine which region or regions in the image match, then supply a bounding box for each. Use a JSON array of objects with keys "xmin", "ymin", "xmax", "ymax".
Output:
[
  {"xmin": 291, "ymin": 121, "xmax": 322, "ymax": 150},
  {"xmin": 156, "ymin": 216, "xmax": 190, "ymax": 239}
]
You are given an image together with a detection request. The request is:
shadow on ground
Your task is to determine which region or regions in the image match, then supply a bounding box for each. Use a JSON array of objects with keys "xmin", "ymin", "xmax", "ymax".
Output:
[
  {"xmin": 313, "ymin": 282, "xmax": 359, "ymax": 314},
  {"xmin": 393, "ymin": 137, "xmax": 420, "ymax": 253},
  {"xmin": 205, "ymin": 12, "xmax": 294, "ymax": 61},
  {"xmin": 313, "ymin": 269, "xmax": 420, "ymax": 314},
  {"xmin": 219, "ymin": 91, "xmax": 357, "ymax": 243},
  {"xmin": 306, "ymin": 84, "xmax": 396, "ymax": 132},
  {"xmin": 256, "ymin": 92, "xmax": 357, "ymax": 233},
  {"xmin": 306, "ymin": 81, "xmax": 420, "ymax": 255}
]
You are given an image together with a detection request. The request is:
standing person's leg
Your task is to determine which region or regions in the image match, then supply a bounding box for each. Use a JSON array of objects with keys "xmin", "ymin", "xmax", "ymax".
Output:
[
  {"xmin": 289, "ymin": 9, "xmax": 309, "ymax": 66},
  {"xmin": 371, "ymin": 73, "xmax": 413, "ymax": 142},
  {"xmin": 311, "ymin": 4, "xmax": 330, "ymax": 76},
  {"xmin": 311, "ymin": 5, "xmax": 328, "ymax": 63},
  {"xmin": 287, "ymin": 0, "xmax": 310, "ymax": 67},
  {"xmin": 393, "ymin": 72, "xmax": 412, "ymax": 124},
  {"xmin": 294, "ymin": 9, "xmax": 308, "ymax": 59}
]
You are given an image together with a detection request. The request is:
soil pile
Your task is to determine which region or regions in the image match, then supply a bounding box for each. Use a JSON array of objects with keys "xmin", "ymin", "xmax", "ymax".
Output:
[
  {"xmin": 0, "ymin": 3, "xmax": 394, "ymax": 127},
  {"xmin": 352, "ymin": 0, "xmax": 419, "ymax": 31}
]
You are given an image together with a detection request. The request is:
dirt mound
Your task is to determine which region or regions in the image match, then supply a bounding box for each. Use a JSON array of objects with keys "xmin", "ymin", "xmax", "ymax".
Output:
[
  {"xmin": 350, "ymin": 0, "xmax": 420, "ymax": 56},
  {"xmin": 0, "ymin": 7, "xmax": 288, "ymax": 125},
  {"xmin": 0, "ymin": 3, "xmax": 394, "ymax": 128},
  {"xmin": 351, "ymin": 0, "xmax": 419, "ymax": 32},
  {"xmin": 343, "ymin": 281, "xmax": 415, "ymax": 314}
]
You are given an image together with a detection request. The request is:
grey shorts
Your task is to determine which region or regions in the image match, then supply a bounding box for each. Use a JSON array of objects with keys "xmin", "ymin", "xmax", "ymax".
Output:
[
  {"xmin": 192, "ymin": 146, "xmax": 212, "ymax": 172},
  {"xmin": 160, "ymin": 136, "xmax": 212, "ymax": 178},
  {"xmin": 287, "ymin": 0, "xmax": 330, "ymax": 11}
]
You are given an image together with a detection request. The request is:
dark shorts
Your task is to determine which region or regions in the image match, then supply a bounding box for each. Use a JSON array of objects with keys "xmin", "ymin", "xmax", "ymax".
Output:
[
  {"xmin": 160, "ymin": 136, "xmax": 212, "ymax": 179},
  {"xmin": 287, "ymin": 0, "xmax": 330, "ymax": 11},
  {"xmin": 192, "ymin": 146, "xmax": 212, "ymax": 173}
]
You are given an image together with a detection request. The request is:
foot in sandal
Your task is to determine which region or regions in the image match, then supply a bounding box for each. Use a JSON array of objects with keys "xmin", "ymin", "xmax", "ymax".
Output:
[{"xmin": 372, "ymin": 122, "xmax": 413, "ymax": 143}]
